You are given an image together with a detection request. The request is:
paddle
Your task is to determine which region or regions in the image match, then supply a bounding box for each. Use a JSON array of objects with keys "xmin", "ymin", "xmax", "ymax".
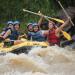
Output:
[
  {"xmin": 23, "ymin": 9, "xmax": 64, "ymax": 23},
  {"xmin": 38, "ymin": 11, "xmax": 72, "ymax": 41},
  {"xmin": 61, "ymin": 31, "xmax": 72, "ymax": 40},
  {"xmin": 23, "ymin": 9, "xmax": 72, "ymax": 40},
  {"xmin": 56, "ymin": 0, "xmax": 74, "ymax": 26}
]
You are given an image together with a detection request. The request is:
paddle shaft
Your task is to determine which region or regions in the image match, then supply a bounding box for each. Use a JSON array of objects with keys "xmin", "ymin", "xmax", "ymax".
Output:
[
  {"xmin": 56, "ymin": 0, "xmax": 74, "ymax": 26},
  {"xmin": 23, "ymin": 9, "xmax": 64, "ymax": 23},
  {"xmin": 23, "ymin": 9, "xmax": 52, "ymax": 19}
]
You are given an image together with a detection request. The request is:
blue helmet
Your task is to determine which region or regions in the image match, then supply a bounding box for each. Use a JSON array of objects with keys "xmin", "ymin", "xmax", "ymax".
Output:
[
  {"xmin": 32, "ymin": 23, "xmax": 38, "ymax": 26},
  {"xmin": 7, "ymin": 21, "xmax": 13, "ymax": 25},
  {"xmin": 14, "ymin": 21, "xmax": 20, "ymax": 25}
]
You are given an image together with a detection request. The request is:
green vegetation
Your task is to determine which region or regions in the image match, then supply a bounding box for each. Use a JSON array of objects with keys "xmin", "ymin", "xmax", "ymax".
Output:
[{"xmin": 0, "ymin": 0, "xmax": 75, "ymax": 32}]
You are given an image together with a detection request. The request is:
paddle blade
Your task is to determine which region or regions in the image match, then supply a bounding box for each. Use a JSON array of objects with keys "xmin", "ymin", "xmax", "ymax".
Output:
[
  {"xmin": 51, "ymin": 18, "xmax": 64, "ymax": 23},
  {"xmin": 61, "ymin": 31, "xmax": 72, "ymax": 40}
]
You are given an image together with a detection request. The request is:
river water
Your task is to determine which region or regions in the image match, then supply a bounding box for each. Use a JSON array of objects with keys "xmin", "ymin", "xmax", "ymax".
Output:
[{"xmin": 0, "ymin": 46, "xmax": 75, "ymax": 75}]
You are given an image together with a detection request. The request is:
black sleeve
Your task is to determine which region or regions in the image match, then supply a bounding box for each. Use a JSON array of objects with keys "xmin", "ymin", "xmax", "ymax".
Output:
[{"xmin": 0, "ymin": 37, "xmax": 4, "ymax": 42}]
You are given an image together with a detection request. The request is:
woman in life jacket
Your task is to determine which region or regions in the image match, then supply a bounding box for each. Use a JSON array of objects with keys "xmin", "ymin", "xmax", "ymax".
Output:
[
  {"xmin": 0, "ymin": 21, "xmax": 14, "ymax": 42},
  {"xmin": 3, "ymin": 21, "xmax": 21, "ymax": 46},
  {"xmin": 10, "ymin": 21, "xmax": 23, "ymax": 45},
  {"xmin": 8, "ymin": 21, "xmax": 20, "ymax": 40},
  {"xmin": 28, "ymin": 23, "xmax": 46, "ymax": 41},
  {"xmin": 44, "ymin": 19, "xmax": 70, "ymax": 46},
  {"xmin": 11, "ymin": 20, "xmax": 27, "ymax": 45}
]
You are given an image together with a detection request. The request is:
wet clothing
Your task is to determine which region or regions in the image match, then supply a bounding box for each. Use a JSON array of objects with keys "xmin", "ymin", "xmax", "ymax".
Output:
[
  {"xmin": 5, "ymin": 29, "xmax": 20, "ymax": 46},
  {"xmin": 27, "ymin": 31, "xmax": 32, "ymax": 40},
  {"xmin": 47, "ymin": 29, "xmax": 60, "ymax": 46},
  {"xmin": 0, "ymin": 28, "xmax": 20, "ymax": 46},
  {"xmin": 8, "ymin": 29, "xmax": 20, "ymax": 40},
  {"xmin": 0, "ymin": 28, "xmax": 12, "ymax": 42},
  {"xmin": 28, "ymin": 30, "xmax": 46, "ymax": 42},
  {"xmin": 1, "ymin": 28, "xmax": 12, "ymax": 36},
  {"xmin": 1, "ymin": 27, "xmax": 19, "ymax": 40},
  {"xmin": 0, "ymin": 37, "xmax": 4, "ymax": 42}
]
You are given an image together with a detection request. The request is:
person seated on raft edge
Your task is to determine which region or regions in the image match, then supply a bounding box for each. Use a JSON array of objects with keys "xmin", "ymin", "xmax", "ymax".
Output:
[
  {"xmin": 0, "ymin": 20, "xmax": 23, "ymax": 47},
  {"xmin": 0, "ymin": 21, "xmax": 14, "ymax": 38},
  {"xmin": 0, "ymin": 21, "xmax": 14, "ymax": 42},
  {"xmin": 9, "ymin": 20, "xmax": 21, "ymax": 45},
  {"xmin": 43, "ymin": 18, "xmax": 70, "ymax": 46}
]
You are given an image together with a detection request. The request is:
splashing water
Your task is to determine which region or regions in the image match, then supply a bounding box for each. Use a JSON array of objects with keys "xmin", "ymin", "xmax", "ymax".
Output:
[{"xmin": 0, "ymin": 46, "xmax": 75, "ymax": 75}]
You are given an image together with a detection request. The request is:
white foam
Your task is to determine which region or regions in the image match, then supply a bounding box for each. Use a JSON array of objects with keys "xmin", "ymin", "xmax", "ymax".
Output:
[{"xmin": 0, "ymin": 46, "xmax": 75, "ymax": 75}]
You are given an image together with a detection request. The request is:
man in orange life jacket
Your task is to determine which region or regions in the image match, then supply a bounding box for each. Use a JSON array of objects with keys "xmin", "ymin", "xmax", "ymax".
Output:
[{"xmin": 44, "ymin": 18, "xmax": 70, "ymax": 46}]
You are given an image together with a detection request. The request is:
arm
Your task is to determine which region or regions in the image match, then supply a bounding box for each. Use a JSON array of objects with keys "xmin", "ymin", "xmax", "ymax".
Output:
[
  {"xmin": 38, "ymin": 16, "xmax": 44, "ymax": 27},
  {"xmin": 43, "ymin": 30, "xmax": 49, "ymax": 37},
  {"xmin": 38, "ymin": 12, "xmax": 45, "ymax": 27},
  {"xmin": 38, "ymin": 17, "xmax": 44, "ymax": 26},
  {"xmin": 18, "ymin": 33, "xmax": 27, "ymax": 39},
  {"xmin": 2, "ymin": 30, "xmax": 11, "ymax": 39},
  {"xmin": 0, "ymin": 31, "xmax": 5, "ymax": 36},
  {"xmin": 59, "ymin": 18, "xmax": 70, "ymax": 30},
  {"xmin": 56, "ymin": 18, "xmax": 70, "ymax": 33}
]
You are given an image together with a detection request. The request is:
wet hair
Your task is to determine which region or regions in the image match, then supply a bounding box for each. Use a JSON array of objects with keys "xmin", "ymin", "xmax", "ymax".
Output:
[{"xmin": 49, "ymin": 20, "xmax": 56, "ymax": 29}]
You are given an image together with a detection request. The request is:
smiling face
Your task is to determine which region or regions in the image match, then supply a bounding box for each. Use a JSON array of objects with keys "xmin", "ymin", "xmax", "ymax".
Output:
[
  {"xmin": 14, "ymin": 24, "xmax": 20, "ymax": 30},
  {"xmin": 28, "ymin": 25, "xmax": 33, "ymax": 31},
  {"xmin": 48, "ymin": 21, "xmax": 55, "ymax": 30},
  {"xmin": 33, "ymin": 25, "xmax": 39, "ymax": 32}
]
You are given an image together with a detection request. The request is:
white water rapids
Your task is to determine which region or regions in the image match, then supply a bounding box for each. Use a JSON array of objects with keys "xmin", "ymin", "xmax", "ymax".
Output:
[{"xmin": 0, "ymin": 46, "xmax": 75, "ymax": 75}]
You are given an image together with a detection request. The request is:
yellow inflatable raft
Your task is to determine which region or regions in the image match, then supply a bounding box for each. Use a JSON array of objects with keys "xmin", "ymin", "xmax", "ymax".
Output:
[{"xmin": 0, "ymin": 39, "xmax": 49, "ymax": 54}]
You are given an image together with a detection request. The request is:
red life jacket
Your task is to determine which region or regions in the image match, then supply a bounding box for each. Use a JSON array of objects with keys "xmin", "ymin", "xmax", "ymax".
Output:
[{"xmin": 48, "ymin": 29, "xmax": 60, "ymax": 46}]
